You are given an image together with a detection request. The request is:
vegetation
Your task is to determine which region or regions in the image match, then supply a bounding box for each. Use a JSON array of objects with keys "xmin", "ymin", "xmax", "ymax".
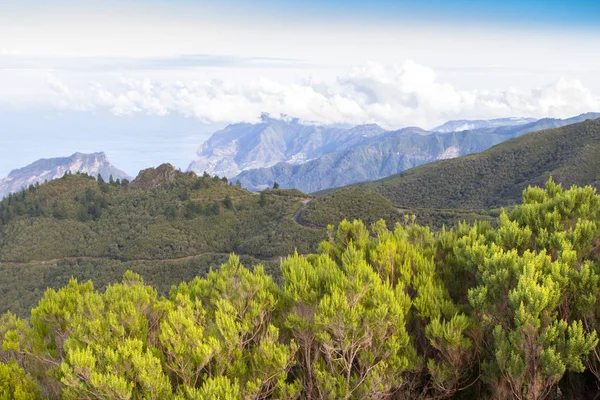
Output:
[
  {"xmin": 301, "ymin": 187, "xmax": 403, "ymax": 227},
  {"xmin": 0, "ymin": 254, "xmax": 280, "ymax": 318},
  {"xmin": 262, "ymin": 188, "xmax": 309, "ymax": 199},
  {"xmin": 302, "ymin": 187, "xmax": 499, "ymax": 230},
  {"xmin": 356, "ymin": 118, "xmax": 600, "ymax": 210},
  {"xmin": 0, "ymin": 165, "xmax": 324, "ymax": 263},
  {"xmin": 3, "ymin": 179, "xmax": 600, "ymax": 399},
  {"xmin": 0, "ymin": 166, "xmax": 323, "ymax": 318},
  {"xmin": 0, "ymin": 164, "xmax": 503, "ymax": 320}
]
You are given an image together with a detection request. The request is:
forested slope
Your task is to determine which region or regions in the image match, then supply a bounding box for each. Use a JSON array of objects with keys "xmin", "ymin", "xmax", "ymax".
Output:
[
  {"xmin": 0, "ymin": 165, "xmax": 323, "ymax": 316},
  {"xmin": 356, "ymin": 118, "xmax": 600, "ymax": 209},
  {"xmin": 0, "ymin": 164, "xmax": 323, "ymax": 263}
]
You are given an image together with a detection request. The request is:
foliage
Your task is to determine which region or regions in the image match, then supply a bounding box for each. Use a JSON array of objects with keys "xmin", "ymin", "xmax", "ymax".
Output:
[
  {"xmin": 0, "ymin": 253, "xmax": 280, "ymax": 318},
  {"xmin": 0, "ymin": 359, "xmax": 42, "ymax": 399},
  {"xmin": 0, "ymin": 167, "xmax": 324, "ymax": 263},
  {"xmin": 2, "ymin": 179, "xmax": 600, "ymax": 398},
  {"xmin": 305, "ymin": 186, "xmax": 498, "ymax": 230}
]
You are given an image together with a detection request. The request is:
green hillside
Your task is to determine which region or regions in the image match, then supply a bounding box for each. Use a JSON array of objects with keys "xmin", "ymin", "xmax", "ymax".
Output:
[
  {"xmin": 0, "ymin": 164, "xmax": 323, "ymax": 262},
  {"xmin": 357, "ymin": 118, "xmax": 600, "ymax": 209},
  {"xmin": 300, "ymin": 186, "xmax": 497, "ymax": 230},
  {"xmin": 0, "ymin": 165, "xmax": 323, "ymax": 315}
]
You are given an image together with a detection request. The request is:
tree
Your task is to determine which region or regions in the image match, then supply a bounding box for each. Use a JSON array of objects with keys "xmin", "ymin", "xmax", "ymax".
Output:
[
  {"xmin": 282, "ymin": 240, "xmax": 418, "ymax": 399},
  {"xmin": 259, "ymin": 191, "xmax": 267, "ymax": 207},
  {"xmin": 97, "ymin": 174, "xmax": 109, "ymax": 193},
  {"xmin": 273, "ymin": 182, "xmax": 280, "ymax": 189},
  {"xmin": 468, "ymin": 248, "xmax": 598, "ymax": 399},
  {"xmin": 223, "ymin": 195, "xmax": 233, "ymax": 210},
  {"xmin": 171, "ymin": 255, "xmax": 300, "ymax": 398},
  {"xmin": 3, "ymin": 179, "xmax": 600, "ymax": 398},
  {"xmin": 211, "ymin": 201, "xmax": 220, "ymax": 215}
]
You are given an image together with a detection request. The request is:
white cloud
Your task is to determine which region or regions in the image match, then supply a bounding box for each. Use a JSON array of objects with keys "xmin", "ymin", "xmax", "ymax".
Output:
[
  {"xmin": 44, "ymin": 61, "xmax": 600, "ymax": 129},
  {"xmin": 46, "ymin": 74, "xmax": 84, "ymax": 110},
  {"xmin": 0, "ymin": 49, "xmax": 21, "ymax": 56}
]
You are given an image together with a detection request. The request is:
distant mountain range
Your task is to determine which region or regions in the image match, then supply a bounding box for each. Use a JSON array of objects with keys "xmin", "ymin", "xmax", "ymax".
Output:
[
  {"xmin": 0, "ymin": 152, "xmax": 130, "ymax": 199},
  {"xmin": 432, "ymin": 117, "xmax": 538, "ymax": 133},
  {"xmin": 187, "ymin": 114, "xmax": 386, "ymax": 178},
  {"xmin": 4, "ymin": 113, "xmax": 599, "ymax": 200},
  {"xmin": 231, "ymin": 113, "xmax": 600, "ymax": 192},
  {"xmin": 187, "ymin": 115, "xmax": 542, "ymax": 185},
  {"xmin": 353, "ymin": 116, "xmax": 600, "ymax": 209}
]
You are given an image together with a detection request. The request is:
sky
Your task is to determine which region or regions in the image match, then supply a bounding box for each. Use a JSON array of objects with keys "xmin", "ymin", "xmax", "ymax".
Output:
[{"xmin": 1, "ymin": 0, "xmax": 599, "ymax": 176}]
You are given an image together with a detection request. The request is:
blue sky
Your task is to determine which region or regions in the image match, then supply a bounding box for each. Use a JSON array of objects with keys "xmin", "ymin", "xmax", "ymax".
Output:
[
  {"xmin": 0, "ymin": 0, "xmax": 599, "ymax": 176},
  {"xmin": 57, "ymin": 0, "xmax": 600, "ymax": 30},
  {"xmin": 24, "ymin": 0, "xmax": 598, "ymax": 26},
  {"xmin": 213, "ymin": 0, "xmax": 600, "ymax": 28}
]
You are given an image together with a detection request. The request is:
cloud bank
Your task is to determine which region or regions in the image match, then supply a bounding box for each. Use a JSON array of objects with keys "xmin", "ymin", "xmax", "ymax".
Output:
[{"xmin": 45, "ymin": 60, "xmax": 600, "ymax": 129}]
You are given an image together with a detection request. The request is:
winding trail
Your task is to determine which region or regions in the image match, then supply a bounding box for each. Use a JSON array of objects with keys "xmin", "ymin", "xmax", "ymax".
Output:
[
  {"xmin": 292, "ymin": 198, "xmax": 321, "ymax": 230},
  {"xmin": 0, "ymin": 254, "xmax": 218, "ymax": 267},
  {"xmin": 0, "ymin": 253, "xmax": 284, "ymax": 267}
]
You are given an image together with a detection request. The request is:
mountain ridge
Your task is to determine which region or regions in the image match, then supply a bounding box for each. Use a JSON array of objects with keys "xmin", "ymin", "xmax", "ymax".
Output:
[
  {"xmin": 354, "ymin": 117, "xmax": 600, "ymax": 209},
  {"xmin": 432, "ymin": 117, "xmax": 538, "ymax": 133},
  {"xmin": 186, "ymin": 115, "xmax": 386, "ymax": 178},
  {"xmin": 235, "ymin": 113, "xmax": 600, "ymax": 193}
]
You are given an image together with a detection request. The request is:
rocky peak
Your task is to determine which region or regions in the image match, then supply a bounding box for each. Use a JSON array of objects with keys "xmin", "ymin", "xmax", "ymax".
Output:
[
  {"xmin": 0, "ymin": 152, "xmax": 130, "ymax": 199},
  {"xmin": 130, "ymin": 163, "xmax": 189, "ymax": 189}
]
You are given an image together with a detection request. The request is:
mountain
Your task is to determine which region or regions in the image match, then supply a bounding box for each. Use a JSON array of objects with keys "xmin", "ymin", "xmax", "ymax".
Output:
[
  {"xmin": 187, "ymin": 114, "xmax": 386, "ymax": 177},
  {"xmin": 354, "ymin": 117, "xmax": 600, "ymax": 210},
  {"xmin": 0, "ymin": 152, "xmax": 131, "ymax": 199},
  {"xmin": 236, "ymin": 113, "xmax": 600, "ymax": 193},
  {"xmin": 432, "ymin": 117, "xmax": 537, "ymax": 133},
  {"xmin": 235, "ymin": 127, "xmax": 508, "ymax": 192}
]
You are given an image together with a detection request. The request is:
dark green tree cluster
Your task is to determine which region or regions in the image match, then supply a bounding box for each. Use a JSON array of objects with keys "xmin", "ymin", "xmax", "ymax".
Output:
[
  {"xmin": 97, "ymin": 174, "xmax": 129, "ymax": 193},
  {"xmin": 0, "ymin": 173, "xmax": 107, "ymax": 226},
  {"xmin": 0, "ymin": 185, "xmax": 46, "ymax": 225},
  {"xmin": 183, "ymin": 200, "xmax": 221, "ymax": 219},
  {"xmin": 2, "ymin": 179, "xmax": 600, "ymax": 399}
]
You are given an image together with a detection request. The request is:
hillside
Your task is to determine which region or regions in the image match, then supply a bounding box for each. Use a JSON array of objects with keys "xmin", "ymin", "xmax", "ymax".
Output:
[
  {"xmin": 0, "ymin": 166, "xmax": 324, "ymax": 315},
  {"xmin": 236, "ymin": 113, "xmax": 600, "ymax": 192},
  {"xmin": 0, "ymin": 165, "xmax": 326, "ymax": 263},
  {"xmin": 4, "ymin": 117, "xmax": 600, "ymax": 318},
  {"xmin": 355, "ymin": 117, "xmax": 600, "ymax": 209},
  {"xmin": 0, "ymin": 152, "xmax": 130, "ymax": 199},
  {"xmin": 300, "ymin": 186, "xmax": 498, "ymax": 230}
]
